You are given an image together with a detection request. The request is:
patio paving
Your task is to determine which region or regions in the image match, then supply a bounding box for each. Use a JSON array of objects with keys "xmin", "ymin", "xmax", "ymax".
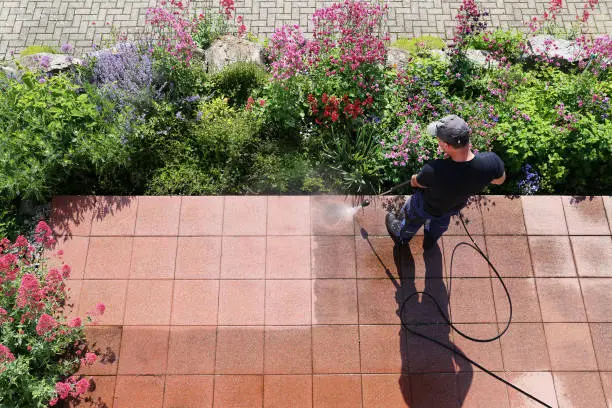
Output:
[{"xmin": 49, "ymin": 194, "xmax": 612, "ymax": 408}]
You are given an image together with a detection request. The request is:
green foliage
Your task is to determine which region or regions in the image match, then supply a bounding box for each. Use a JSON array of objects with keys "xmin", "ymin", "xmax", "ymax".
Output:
[
  {"xmin": 392, "ymin": 36, "xmax": 446, "ymax": 54},
  {"xmin": 19, "ymin": 46, "xmax": 58, "ymax": 57},
  {"xmin": 248, "ymin": 151, "xmax": 312, "ymax": 193},
  {"xmin": 151, "ymin": 47, "xmax": 208, "ymax": 103},
  {"xmin": 0, "ymin": 71, "xmax": 125, "ymax": 202},
  {"xmin": 260, "ymin": 75, "xmax": 311, "ymax": 137},
  {"xmin": 209, "ymin": 62, "xmax": 269, "ymax": 106},
  {"xmin": 319, "ymin": 124, "xmax": 385, "ymax": 194},
  {"xmin": 468, "ymin": 29, "xmax": 526, "ymax": 61},
  {"xmin": 192, "ymin": 9, "xmax": 229, "ymax": 50}
]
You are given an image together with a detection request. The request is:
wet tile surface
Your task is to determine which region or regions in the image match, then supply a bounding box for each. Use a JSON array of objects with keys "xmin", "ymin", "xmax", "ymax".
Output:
[{"xmin": 53, "ymin": 194, "xmax": 612, "ymax": 408}]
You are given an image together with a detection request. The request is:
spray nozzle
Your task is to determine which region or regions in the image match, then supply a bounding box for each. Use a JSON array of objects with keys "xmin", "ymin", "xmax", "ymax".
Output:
[{"xmin": 361, "ymin": 199, "xmax": 371, "ymax": 208}]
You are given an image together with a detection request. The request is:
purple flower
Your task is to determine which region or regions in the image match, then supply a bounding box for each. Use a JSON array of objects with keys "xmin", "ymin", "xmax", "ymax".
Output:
[
  {"xmin": 196, "ymin": 111, "xmax": 203, "ymax": 121},
  {"xmin": 39, "ymin": 55, "xmax": 51, "ymax": 69},
  {"xmin": 185, "ymin": 95, "xmax": 200, "ymax": 103},
  {"xmin": 60, "ymin": 43, "xmax": 73, "ymax": 53},
  {"xmin": 38, "ymin": 77, "xmax": 47, "ymax": 84},
  {"xmin": 175, "ymin": 111, "xmax": 183, "ymax": 120}
]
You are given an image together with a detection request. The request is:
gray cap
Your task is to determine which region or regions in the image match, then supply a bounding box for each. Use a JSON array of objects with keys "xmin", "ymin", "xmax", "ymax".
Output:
[{"xmin": 426, "ymin": 115, "xmax": 471, "ymax": 146}]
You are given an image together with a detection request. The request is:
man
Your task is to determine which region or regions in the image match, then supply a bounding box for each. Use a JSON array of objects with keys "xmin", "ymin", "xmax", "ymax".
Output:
[{"xmin": 386, "ymin": 114, "xmax": 506, "ymax": 250}]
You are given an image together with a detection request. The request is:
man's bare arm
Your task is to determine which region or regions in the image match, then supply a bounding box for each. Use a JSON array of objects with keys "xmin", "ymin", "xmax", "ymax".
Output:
[
  {"xmin": 491, "ymin": 171, "xmax": 506, "ymax": 185},
  {"xmin": 411, "ymin": 174, "xmax": 427, "ymax": 188}
]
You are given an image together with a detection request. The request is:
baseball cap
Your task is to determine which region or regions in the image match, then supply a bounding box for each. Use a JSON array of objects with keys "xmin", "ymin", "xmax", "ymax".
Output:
[{"xmin": 426, "ymin": 115, "xmax": 471, "ymax": 146}]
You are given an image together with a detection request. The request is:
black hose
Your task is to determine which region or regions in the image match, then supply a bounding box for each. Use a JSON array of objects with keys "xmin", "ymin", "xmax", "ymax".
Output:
[{"xmin": 397, "ymin": 215, "xmax": 552, "ymax": 407}]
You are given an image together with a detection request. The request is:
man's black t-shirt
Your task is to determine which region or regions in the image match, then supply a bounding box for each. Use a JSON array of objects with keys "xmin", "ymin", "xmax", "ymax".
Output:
[{"xmin": 415, "ymin": 152, "xmax": 505, "ymax": 216}]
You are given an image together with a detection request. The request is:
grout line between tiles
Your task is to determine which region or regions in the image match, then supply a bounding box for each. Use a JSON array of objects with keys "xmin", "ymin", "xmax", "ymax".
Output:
[{"xmin": 211, "ymin": 196, "xmax": 226, "ymax": 405}]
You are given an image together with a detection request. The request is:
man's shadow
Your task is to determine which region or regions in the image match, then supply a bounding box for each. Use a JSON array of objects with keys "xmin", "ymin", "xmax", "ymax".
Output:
[{"xmin": 383, "ymin": 237, "xmax": 474, "ymax": 407}]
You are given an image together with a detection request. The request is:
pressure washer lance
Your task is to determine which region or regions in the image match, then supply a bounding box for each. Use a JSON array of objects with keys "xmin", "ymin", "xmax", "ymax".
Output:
[{"xmin": 358, "ymin": 183, "xmax": 552, "ymax": 408}]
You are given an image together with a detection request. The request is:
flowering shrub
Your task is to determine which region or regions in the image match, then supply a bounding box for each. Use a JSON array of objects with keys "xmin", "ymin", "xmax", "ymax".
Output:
[
  {"xmin": 0, "ymin": 221, "xmax": 105, "ymax": 407},
  {"xmin": 266, "ymin": 0, "xmax": 389, "ymax": 127}
]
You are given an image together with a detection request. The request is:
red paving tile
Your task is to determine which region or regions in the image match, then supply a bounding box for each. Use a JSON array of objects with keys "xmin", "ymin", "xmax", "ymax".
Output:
[
  {"xmin": 562, "ymin": 196, "xmax": 610, "ymax": 235},
  {"xmin": 175, "ymin": 236, "xmax": 222, "ymax": 279},
  {"xmin": 52, "ymin": 194, "xmax": 612, "ymax": 408},
  {"xmin": 356, "ymin": 235, "xmax": 398, "ymax": 278},
  {"xmin": 359, "ymin": 325, "xmax": 403, "ymax": 373},
  {"xmin": 265, "ymin": 280, "xmax": 311, "ymax": 325},
  {"xmin": 485, "ymin": 236, "xmax": 533, "ymax": 277},
  {"xmin": 537, "ymin": 278, "xmax": 587, "ymax": 322},
  {"xmin": 220, "ymin": 236, "xmax": 266, "ymax": 279},
  {"xmin": 167, "ymin": 326, "xmax": 216, "ymax": 374},
  {"xmin": 84, "ymin": 236, "xmax": 132, "ymax": 279},
  {"xmin": 171, "ymin": 280, "xmax": 219, "ymax": 325},
  {"xmin": 521, "ymin": 196, "xmax": 568, "ymax": 235},
  {"xmin": 357, "ymin": 279, "xmax": 402, "ymax": 324},
  {"xmin": 505, "ymin": 371, "xmax": 558, "ymax": 408},
  {"xmin": 266, "ymin": 236, "xmax": 310, "ymax": 279},
  {"xmin": 63, "ymin": 279, "xmax": 82, "ymax": 321},
  {"xmin": 264, "ymin": 375, "xmax": 312, "ymax": 408},
  {"xmin": 267, "ymin": 196, "xmax": 310, "ymax": 235},
  {"xmin": 114, "ymin": 375, "xmax": 165, "ymax": 408},
  {"xmin": 529, "ymin": 236, "xmax": 577, "ymax": 277},
  {"xmin": 601, "ymin": 372, "xmax": 612, "ymax": 407},
  {"xmin": 604, "ymin": 196, "xmax": 612, "ymax": 230},
  {"xmin": 312, "ymin": 374, "xmax": 362, "ymax": 408},
  {"xmin": 544, "ymin": 323, "xmax": 598, "ymax": 371},
  {"xmin": 451, "ymin": 324, "xmax": 504, "ymax": 372},
  {"xmin": 52, "ymin": 235, "xmax": 89, "ymax": 279},
  {"xmin": 480, "ymin": 195, "xmax": 527, "ymax": 235},
  {"xmin": 449, "ymin": 278, "xmax": 497, "ymax": 323},
  {"xmin": 458, "ymin": 371, "xmax": 510, "ymax": 408},
  {"xmin": 117, "ymin": 326, "xmax": 169, "ymax": 374},
  {"xmin": 409, "ymin": 373, "xmax": 459, "ymax": 408},
  {"xmin": 310, "ymin": 195, "xmax": 355, "ymax": 235},
  {"xmin": 312, "ymin": 279, "xmax": 358, "ymax": 324},
  {"xmin": 442, "ymin": 235, "xmax": 489, "ymax": 278},
  {"xmin": 499, "ymin": 323, "xmax": 551, "ymax": 371},
  {"xmin": 179, "ymin": 196, "xmax": 223, "ymax": 236},
  {"xmin": 213, "ymin": 375, "xmax": 263, "ymax": 408},
  {"xmin": 590, "ymin": 323, "xmax": 612, "ymax": 370},
  {"xmin": 264, "ymin": 326, "xmax": 312, "ymax": 374},
  {"xmin": 90, "ymin": 196, "xmax": 138, "ymax": 236},
  {"xmin": 571, "ymin": 236, "xmax": 612, "ymax": 277},
  {"xmin": 129, "ymin": 236, "xmax": 176, "ymax": 279},
  {"xmin": 311, "ymin": 235, "xmax": 356, "ymax": 278},
  {"xmin": 134, "ymin": 196, "xmax": 181, "ymax": 236},
  {"xmin": 124, "ymin": 280, "xmax": 173, "ymax": 325},
  {"xmin": 312, "ymin": 325, "xmax": 360, "ymax": 374},
  {"xmin": 553, "ymin": 372, "xmax": 608, "ymax": 408},
  {"xmin": 446, "ymin": 198, "xmax": 484, "ymax": 235},
  {"xmin": 78, "ymin": 326, "xmax": 122, "ymax": 375},
  {"xmin": 223, "ymin": 196, "xmax": 267, "ymax": 236},
  {"xmin": 362, "ymin": 374, "xmax": 410, "ymax": 408},
  {"xmin": 163, "ymin": 375, "xmax": 214, "ymax": 408},
  {"xmin": 218, "ymin": 280, "xmax": 265, "ymax": 325},
  {"xmin": 78, "ymin": 280, "xmax": 127, "ymax": 325},
  {"xmin": 353, "ymin": 195, "xmax": 392, "ymax": 236},
  {"xmin": 492, "ymin": 277, "xmax": 541, "ymax": 323},
  {"xmin": 51, "ymin": 195, "xmax": 96, "ymax": 236},
  {"xmin": 215, "ymin": 327, "xmax": 264, "ymax": 374}
]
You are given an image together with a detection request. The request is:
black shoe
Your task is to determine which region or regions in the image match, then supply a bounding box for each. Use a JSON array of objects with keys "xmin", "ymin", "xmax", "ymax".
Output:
[
  {"xmin": 423, "ymin": 233, "xmax": 437, "ymax": 250},
  {"xmin": 386, "ymin": 212, "xmax": 403, "ymax": 245}
]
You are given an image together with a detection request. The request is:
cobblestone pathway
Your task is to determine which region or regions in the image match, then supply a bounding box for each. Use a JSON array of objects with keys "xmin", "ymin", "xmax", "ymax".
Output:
[{"xmin": 0, "ymin": 0, "xmax": 610, "ymax": 60}]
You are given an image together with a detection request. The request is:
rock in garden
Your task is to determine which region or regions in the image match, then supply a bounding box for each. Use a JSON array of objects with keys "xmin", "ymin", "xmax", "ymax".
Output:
[
  {"xmin": 19, "ymin": 52, "xmax": 83, "ymax": 73},
  {"xmin": 204, "ymin": 35, "xmax": 264, "ymax": 73},
  {"xmin": 465, "ymin": 49, "xmax": 499, "ymax": 67},
  {"xmin": 386, "ymin": 47, "xmax": 411, "ymax": 69},
  {"xmin": 526, "ymin": 35, "xmax": 581, "ymax": 62}
]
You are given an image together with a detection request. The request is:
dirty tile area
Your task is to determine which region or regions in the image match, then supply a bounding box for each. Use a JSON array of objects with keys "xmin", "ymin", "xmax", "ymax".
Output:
[{"xmin": 50, "ymin": 195, "xmax": 611, "ymax": 407}]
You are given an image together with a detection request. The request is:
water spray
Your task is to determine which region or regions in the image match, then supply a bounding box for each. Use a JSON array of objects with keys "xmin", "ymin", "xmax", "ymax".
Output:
[{"xmin": 358, "ymin": 179, "xmax": 413, "ymax": 209}]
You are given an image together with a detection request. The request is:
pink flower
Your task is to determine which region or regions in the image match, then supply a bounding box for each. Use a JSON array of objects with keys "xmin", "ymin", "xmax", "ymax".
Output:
[
  {"xmin": 55, "ymin": 382, "xmax": 71, "ymax": 399},
  {"xmin": 61, "ymin": 264, "xmax": 71, "ymax": 278},
  {"xmin": 82, "ymin": 352, "xmax": 97, "ymax": 365},
  {"xmin": 49, "ymin": 398, "xmax": 59, "ymax": 406},
  {"xmin": 36, "ymin": 313, "xmax": 58, "ymax": 336},
  {"xmin": 75, "ymin": 378, "xmax": 90, "ymax": 395},
  {"xmin": 68, "ymin": 317, "xmax": 82, "ymax": 327},
  {"xmin": 0, "ymin": 344, "xmax": 15, "ymax": 364},
  {"xmin": 96, "ymin": 303, "xmax": 106, "ymax": 315}
]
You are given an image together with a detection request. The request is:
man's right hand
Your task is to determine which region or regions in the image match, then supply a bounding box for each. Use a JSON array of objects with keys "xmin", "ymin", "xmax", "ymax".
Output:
[{"xmin": 491, "ymin": 171, "xmax": 506, "ymax": 185}]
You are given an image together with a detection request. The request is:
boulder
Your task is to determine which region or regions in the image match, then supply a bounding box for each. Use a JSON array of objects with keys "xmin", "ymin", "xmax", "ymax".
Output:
[
  {"xmin": 386, "ymin": 47, "xmax": 411, "ymax": 69},
  {"xmin": 204, "ymin": 35, "xmax": 264, "ymax": 73},
  {"xmin": 465, "ymin": 49, "xmax": 499, "ymax": 67},
  {"xmin": 526, "ymin": 35, "xmax": 580, "ymax": 62},
  {"xmin": 19, "ymin": 52, "xmax": 83, "ymax": 73}
]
